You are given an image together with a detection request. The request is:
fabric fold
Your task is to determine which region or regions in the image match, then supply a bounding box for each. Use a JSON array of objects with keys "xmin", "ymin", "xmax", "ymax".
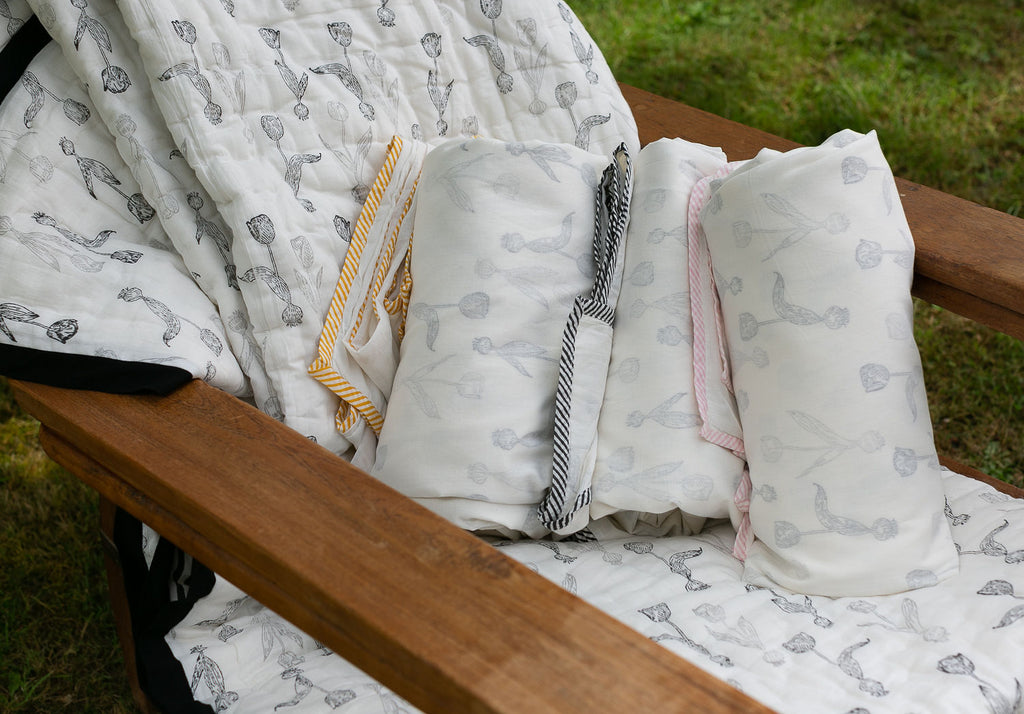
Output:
[{"xmin": 309, "ymin": 135, "xmax": 426, "ymax": 468}]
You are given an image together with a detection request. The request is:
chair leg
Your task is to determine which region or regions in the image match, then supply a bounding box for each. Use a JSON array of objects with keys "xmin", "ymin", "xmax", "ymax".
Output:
[{"xmin": 99, "ymin": 496, "xmax": 163, "ymax": 714}]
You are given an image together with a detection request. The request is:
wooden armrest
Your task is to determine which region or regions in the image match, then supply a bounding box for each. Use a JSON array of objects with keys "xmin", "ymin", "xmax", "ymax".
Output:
[
  {"xmin": 620, "ymin": 84, "xmax": 1024, "ymax": 342},
  {"xmin": 10, "ymin": 377, "xmax": 768, "ymax": 714}
]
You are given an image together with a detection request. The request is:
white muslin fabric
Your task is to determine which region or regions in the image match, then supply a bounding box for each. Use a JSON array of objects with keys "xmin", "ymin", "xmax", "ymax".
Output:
[
  {"xmin": 697, "ymin": 129, "xmax": 958, "ymax": 596},
  {"xmin": 589, "ymin": 138, "xmax": 747, "ymax": 537},
  {"xmin": 310, "ymin": 135, "xmax": 426, "ymax": 470},
  {"xmin": 372, "ymin": 137, "xmax": 611, "ymax": 537}
]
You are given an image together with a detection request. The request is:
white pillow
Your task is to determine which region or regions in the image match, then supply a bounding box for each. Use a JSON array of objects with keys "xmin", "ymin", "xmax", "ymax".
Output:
[
  {"xmin": 373, "ymin": 137, "xmax": 611, "ymax": 537},
  {"xmin": 696, "ymin": 130, "xmax": 958, "ymax": 596}
]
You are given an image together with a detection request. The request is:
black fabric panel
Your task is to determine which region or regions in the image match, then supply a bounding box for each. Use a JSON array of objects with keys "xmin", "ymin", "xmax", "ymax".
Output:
[
  {"xmin": 113, "ymin": 509, "xmax": 217, "ymax": 714},
  {"xmin": 0, "ymin": 15, "xmax": 49, "ymax": 99},
  {"xmin": 0, "ymin": 344, "xmax": 193, "ymax": 395}
]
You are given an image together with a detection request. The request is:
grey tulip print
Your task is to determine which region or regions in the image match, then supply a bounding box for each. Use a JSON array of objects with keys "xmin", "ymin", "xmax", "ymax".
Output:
[
  {"xmin": 491, "ymin": 427, "xmax": 545, "ymax": 450},
  {"xmin": 0, "ymin": 128, "xmax": 53, "ymax": 183},
  {"xmin": 848, "ymin": 598, "xmax": 948, "ymax": 642},
  {"xmin": 238, "ymin": 213, "xmax": 303, "ymax": 327},
  {"xmin": 20, "ymin": 70, "xmax": 90, "ymax": 128},
  {"xmin": 118, "ymin": 287, "xmax": 223, "ymax": 354},
  {"xmin": 310, "ymin": 22, "xmax": 375, "ymax": 120},
  {"xmin": 504, "ymin": 141, "xmax": 577, "ymax": 182},
  {"xmin": 557, "ymin": 2, "xmax": 598, "ymax": 84},
  {"xmin": 409, "ymin": 292, "xmax": 490, "ymax": 351},
  {"xmin": 1, "ymin": 0, "xmax": 25, "ymax": 37},
  {"xmin": 1, "ymin": 212, "xmax": 138, "ymax": 272},
  {"xmin": 860, "ymin": 361, "xmax": 921, "ymax": 420},
  {"xmin": 70, "ymin": 0, "xmax": 132, "ymax": 93},
  {"xmin": 33, "ymin": 211, "xmax": 141, "ymax": 267},
  {"xmin": 0, "ymin": 302, "xmax": 78, "ymax": 343},
  {"xmin": 595, "ymin": 446, "xmax": 714, "ymax": 503},
  {"xmin": 257, "ymin": 27, "xmax": 309, "ymax": 120},
  {"xmin": 260, "ymin": 114, "xmax": 321, "ymax": 213},
  {"xmin": 625, "ymin": 392, "xmax": 700, "ymax": 429},
  {"xmin": 421, "ymin": 32, "xmax": 454, "ymax": 134},
  {"xmin": 188, "ymin": 645, "xmax": 239, "ymax": 712},
  {"xmin": 738, "ymin": 272, "xmax": 848, "ymax": 340},
  {"xmin": 842, "ymin": 153, "xmax": 894, "ymax": 214},
  {"xmin": 957, "ymin": 520, "xmax": 1024, "ymax": 565},
  {"xmin": 977, "ymin": 579, "xmax": 1024, "ymax": 630},
  {"xmin": 208, "ymin": 42, "xmax": 246, "ymax": 118},
  {"xmin": 892, "ymin": 446, "xmax": 940, "ymax": 477},
  {"xmin": 554, "ymin": 81, "xmax": 610, "ymax": 150},
  {"xmin": 937, "ymin": 654, "xmax": 1023, "ymax": 714},
  {"xmin": 774, "ymin": 483, "xmax": 898, "ymax": 549},
  {"xmin": 513, "ymin": 19, "xmax": 549, "ymax": 115},
  {"xmin": 320, "ymin": 115, "xmax": 373, "ymax": 205},
  {"xmin": 471, "ymin": 336, "xmax": 556, "ymax": 377},
  {"xmin": 783, "ymin": 633, "xmax": 888, "ymax": 697},
  {"xmin": 187, "ymin": 193, "xmax": 237, "ymax": 289},
  {"xmin": 289, "ymin": 234, "xmax": 323, "ymax": 307},
  {"xmin": 464, "ymin": 0, "xmax": 513, "ymax": 94},
  {"xmin": 475, "ymin": 257, "xmax": 561, "ymax": 309},
  {"xmin": 467, "ymin": 462, "xmax": 538, "ymax": 493},
  {"xmin": 638, "ymin": 601, "xmax": 732, "ymax": 666},
  {"xmin": 855, "ymin": 229, "xmax": 914, "ymax": 269},
  {"xmin": 59, "ymin": 137, "xmax": 155, "ymax": 223},
  {"xmin": 733, "ymin": 192, "xmax": 850, "ymax": 260},
  {"xmin": 376, "ymin": 0, "xmax": 396, "ymax": 28},
  {"xmin": 694, "ymin": 603, "xmax": 786, "ymax": 666},
  {"xmin": 761, "ymin": 410, "xmax": 885, "ymax": 478},
  {"xmin": 158, "ymin": 20, "xmax": 222, "ymax": 124},
  {"xmin": 747, "ymin": 584, "xmax": 834, "ymax": 627},
  {"xmin": 624, "ymin": 542, "xmax": 710, "ymax": 591}
]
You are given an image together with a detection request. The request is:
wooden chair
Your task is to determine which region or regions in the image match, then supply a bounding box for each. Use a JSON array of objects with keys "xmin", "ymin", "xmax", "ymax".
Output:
[{"xmin": 11, "ymin": 84, "xmax": 1024, "ymax": 714}]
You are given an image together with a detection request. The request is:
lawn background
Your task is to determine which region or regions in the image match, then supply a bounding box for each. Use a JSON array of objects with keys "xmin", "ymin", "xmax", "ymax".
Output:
[{"xmin": 2, "ymin": 1, "xmax": 1022, "ymax": 711}]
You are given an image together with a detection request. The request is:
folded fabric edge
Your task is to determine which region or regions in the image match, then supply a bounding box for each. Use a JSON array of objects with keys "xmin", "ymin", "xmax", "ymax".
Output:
[{"xmin": 308, "ymin": 136, "xmax": 410, "ymax": 437}]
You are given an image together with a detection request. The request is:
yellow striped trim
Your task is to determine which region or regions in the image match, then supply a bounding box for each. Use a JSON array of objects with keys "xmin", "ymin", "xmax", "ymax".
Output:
[{"xmin": 309, "ymin": 135, "xmax": 406, "ymax": 437}]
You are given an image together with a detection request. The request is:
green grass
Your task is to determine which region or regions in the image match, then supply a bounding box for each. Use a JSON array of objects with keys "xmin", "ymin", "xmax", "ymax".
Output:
[
  {"xmin": 0, "ymin": 379, "xmax": 136, "ymax": 713},
  {"xmin": 1, "ymin": 0, "xmax": 1023, "ymax": 709}
]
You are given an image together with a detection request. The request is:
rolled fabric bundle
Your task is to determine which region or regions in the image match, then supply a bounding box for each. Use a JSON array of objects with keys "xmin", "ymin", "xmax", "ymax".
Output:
[
  {"xmin": 373, "ymin": 137, "xmax": 611, "ymax": 537},
  {"xmin": 589, "ymin": 139, "xmax": 746, "ymax": 538},
  {"xmin": 310, "ymin": 135, "xmax": 427, "ymax": 469},
  {"xmin": 696, "ymin": 130, "xmax": 958, "ymax": 596}
]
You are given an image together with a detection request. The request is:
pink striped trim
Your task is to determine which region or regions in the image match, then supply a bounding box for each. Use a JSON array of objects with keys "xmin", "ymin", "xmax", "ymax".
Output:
[
  {"xmin": 732, "ymin": 469, "xmax": 754, "ymax": 560},
  {"xmin": 686, "ymin": 165, "xmax": 744, "ymax": 456}
]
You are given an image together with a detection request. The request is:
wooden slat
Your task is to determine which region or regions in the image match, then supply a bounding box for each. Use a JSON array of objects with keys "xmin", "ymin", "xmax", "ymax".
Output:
[
  {"xmin": 619, "ymin": 83, "xmax": 1024, "ymax": 341},
  {"xmin": 12, "ymin": 378, "xmax": 771, "ymax": 714}
]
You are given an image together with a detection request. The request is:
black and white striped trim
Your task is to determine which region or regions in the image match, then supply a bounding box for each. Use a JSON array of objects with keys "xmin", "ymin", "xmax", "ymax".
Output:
[{"xmin": 539, "ymin": 143, "xmax": 633, "ymax": 534}]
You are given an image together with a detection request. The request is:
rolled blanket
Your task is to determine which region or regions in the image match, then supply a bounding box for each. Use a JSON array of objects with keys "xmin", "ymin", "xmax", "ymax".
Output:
[
  {"xmin": 372, "ymin": 137, "xmax": 612, "ymax": 537},
  {"xmin": 695, "ymin": 130, "xmax": 958, "ymax": 596},
  {"xmin": 588, "ymin": 138, "xmax": 746, "ymax": 538}
]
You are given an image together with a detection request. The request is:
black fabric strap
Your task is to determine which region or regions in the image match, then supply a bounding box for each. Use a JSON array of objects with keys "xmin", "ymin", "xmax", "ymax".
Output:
[
  {"xmin": 0, "ymin": 343, "xmax": 193, "ymax": 395},
  {"xmin": 0, "ymin": 15, "xmax": 49, "ymax": 99},
  {"xmin": 113, "ymin": 510, "xmax": 217, "ymax": 714}
]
